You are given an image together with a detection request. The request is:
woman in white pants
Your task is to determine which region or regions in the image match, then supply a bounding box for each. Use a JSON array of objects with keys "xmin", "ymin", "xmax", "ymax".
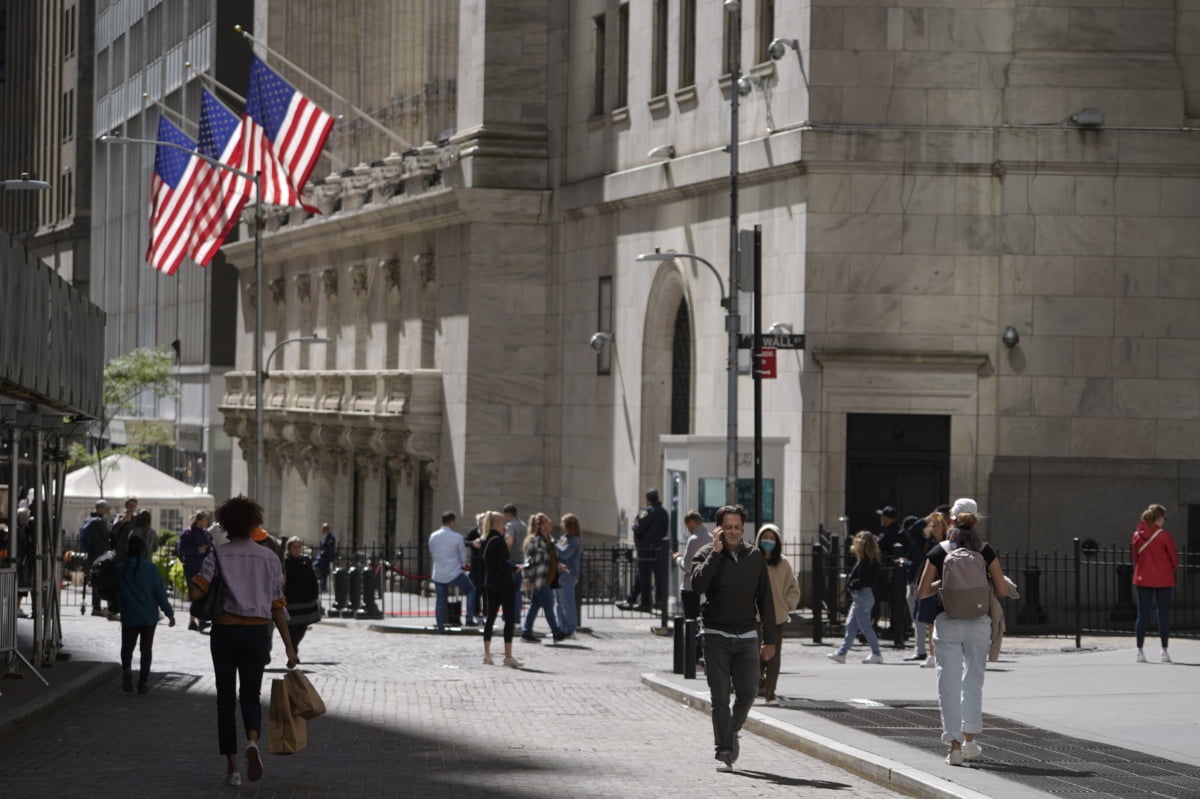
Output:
[{"xmin": 917, "ymin": 499, "xmax": 1009, "ymax": 766}]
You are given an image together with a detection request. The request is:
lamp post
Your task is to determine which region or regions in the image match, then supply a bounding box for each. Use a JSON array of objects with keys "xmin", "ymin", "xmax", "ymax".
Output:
[
  {"xmin": 99, "ymin": 133, "xmax": 266, "ymax": 500},
  {"xmin": 637, "ymin": 250, "xmax": 738, "ymax": 505},
  {"xmin": 726, "ymin": 0, "xmax": 743, "ymax": 507},
  {"xmin": 0, "ymin": 173, "xmax": 53, "ymax": 191},
  {"xmin": 263, "ymin": 334, "xmax": 331, "ymax": 379}
]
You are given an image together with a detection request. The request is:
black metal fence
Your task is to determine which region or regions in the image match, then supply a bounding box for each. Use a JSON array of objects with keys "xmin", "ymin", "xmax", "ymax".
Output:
[
  {"xmin": 54, "ymin": 536, "xmax": 1199, "ymax": 642},
  {"xmin": 807, "ymin": 530, "xmax": 1200, "ymax": 646}
]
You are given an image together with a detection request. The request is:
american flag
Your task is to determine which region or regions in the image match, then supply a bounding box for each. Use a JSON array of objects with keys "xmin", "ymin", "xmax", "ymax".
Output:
[
  {"xmin": 146, "ymin": 116, "xmax": 203, "ymax": 275},
  {"xmin": 241, "ymin": 54, "xmax": 334, "ymax": 207},
  {"xmin": 192, "ymin": 89, "xmax": 250, "ymax": 266}
]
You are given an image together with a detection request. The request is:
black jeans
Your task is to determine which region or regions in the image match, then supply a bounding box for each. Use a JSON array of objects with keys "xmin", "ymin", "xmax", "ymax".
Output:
[
  {"xmin": 210, "ymin": 624, "xmax": 271, "ymax": 755},
  {"xmin": 703, "ymin": 634, "xmax": 759, "ymax": 755},
  {"xmin": 635, "ymin": 547, "xmax": 658, "ymax": 608},
  {"xmin": 120, "ymin": 625, "xmax": 157, "ymax": 685},
  {"xmin": 484, "ymin": 587, "xmax": 515, "ymax": 643},
  {"xmin": 1135, "ymin": 586, "xmax": 1173, "ymax": 649}
]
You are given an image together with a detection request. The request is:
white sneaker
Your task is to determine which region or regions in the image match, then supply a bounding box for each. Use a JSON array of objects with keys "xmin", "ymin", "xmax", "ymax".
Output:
[
  {"xmin": 1136, "ymin": 650, "xmax": 1147, "ymax": 663},
  {"xmin": 962, "ymin": 741, "xmax": 982, "ymax": 761},
  {"xmin": 225, "ymin": 772, "xmax": 241, "ymax": 786},
  {"xmin": 482, "ymin": 654, "xmax": 494, "ymax": 665},
  {"xmin": 1161, "ymin": 650, "xmax": 1172, "ymax": 663},
  {"xmin": 503, "ymin": 655, "xmax": 523, "ymax": 669},
  {"xmin": 862, "ymin": 653, "xmax": 883, "ymax": 664},
  {"xmin": 827, "ymin": 652, "xmax": 846, "ymax": 663},
  {"xmin": 921, "ymin": 656, "xmax": 936, "ymax": 668},
  {"xmin": 946, "ymin": 748, "xmax": 963, "ymax": 766}
]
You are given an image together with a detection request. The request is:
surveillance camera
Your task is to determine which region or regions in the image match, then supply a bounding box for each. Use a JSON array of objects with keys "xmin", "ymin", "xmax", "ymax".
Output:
[
  {"xmin": 737, "ymin": 77, "xmax": 755, "ymax": 97},
  {"xmin": 768, "ymin": 39, "xmax": 787, "ymax": 61},
  {"xmin": 590, "ymin": 332, "xmax": 611, "ymax": 352},
  {"xmin": 724, "ymin": 0, "xmax": 741, "ymax": 11}
]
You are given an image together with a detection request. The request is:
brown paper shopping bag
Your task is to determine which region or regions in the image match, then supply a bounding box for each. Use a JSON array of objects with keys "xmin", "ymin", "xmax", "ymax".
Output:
[
  {"xmin": 268, "ymin": 677, "xmax": 307, "ymax": 755},
  {"xmin": 285, "ymin": 669, "xmax": 327, "ymax": 720}
]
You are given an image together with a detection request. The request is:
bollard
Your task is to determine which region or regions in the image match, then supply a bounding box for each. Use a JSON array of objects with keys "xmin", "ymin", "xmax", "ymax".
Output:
[
  {"xmin": 360, "ymin": 562, "xmax": 383, "ymax": 619},
  {"xmin": 684, "ymin": 618, "xmax": 698, "ymax": 680},
  {"xmin": 812, "ymin": 542, "xmax": 825, "ymax": 644},
  {"xmin": 1110, "ymin": 563, "xmax": 1136, "ymax": 622},
  {"xmin": 332, "ymin": 566, "xmax": 349, "ymax": 612},
  {"xmin": 347, "ymin": 565, "xmax": 363, "ymax": 618},
  {"xmin": 1073, "ymin": 538, "xmax": 1082, "ymax": 649},
  {"xmin": 673, "ymin": 615, "xmax": 685, "ymax": 674},
  {"xmin": 1018, "ymin": 564, "xmax": 1048, "ymax": 624},
  {"xmin": 891, "ymin": 564, "xmax": 907, "ymax": 649}
]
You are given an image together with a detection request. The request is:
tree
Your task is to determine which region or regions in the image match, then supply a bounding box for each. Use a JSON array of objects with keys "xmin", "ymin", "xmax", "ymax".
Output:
[{"xmin": 67, "ymin": 347, "xmax": 179, "ymax": 496}]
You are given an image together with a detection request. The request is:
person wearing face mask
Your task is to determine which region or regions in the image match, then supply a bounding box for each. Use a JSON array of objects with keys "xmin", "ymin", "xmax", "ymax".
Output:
[{"xmin": 755, "ymin": 524, "xmax": 800, "ymax": 704}]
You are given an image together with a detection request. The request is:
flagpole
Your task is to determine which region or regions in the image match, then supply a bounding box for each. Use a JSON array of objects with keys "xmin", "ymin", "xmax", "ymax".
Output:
[
  {"xmin": 185, "ymin": 61, "xmax": 247, "ymax": 105},
  {"xmin": 253, "ymin": 170, "xmax": 264, "ymax": 503},
  {"xmin": 234, "ymin": 25, "xmax": 413, "ymax": 150},
  {"xmin": 143, "ymin": 94, "xmax": 197, "ymax": 135},
  {"xmin": 99, "ymin": 133, "xmax": 266, "ymax": 501}
]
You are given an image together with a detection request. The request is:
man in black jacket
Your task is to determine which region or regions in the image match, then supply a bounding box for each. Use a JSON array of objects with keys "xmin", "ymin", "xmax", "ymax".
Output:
[
  {"xmin": 81, "ymin": 499, "xmax": 110, "ymax": 616},
  {"xmin": 618, "ymin": 488, "xmax": 669, "ymax": 612},
  {"xmin": 691, "ymin": 504, "xmax": 776, "ymax": 772}
]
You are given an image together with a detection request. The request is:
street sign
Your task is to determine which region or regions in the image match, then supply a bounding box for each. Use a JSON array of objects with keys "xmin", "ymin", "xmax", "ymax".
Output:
[
  {"xmin": 738, "ymin": 333, "xmax": 805, "ymax": 350},
  {"xmin": 755, "ymin": 348, "xmax": 777, "ymax": 379}
]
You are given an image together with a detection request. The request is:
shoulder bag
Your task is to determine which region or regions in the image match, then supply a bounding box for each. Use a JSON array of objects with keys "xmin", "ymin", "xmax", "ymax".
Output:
[{"xmin": 191, "ymin": 547, "xmax": 227, "ymax": 623}]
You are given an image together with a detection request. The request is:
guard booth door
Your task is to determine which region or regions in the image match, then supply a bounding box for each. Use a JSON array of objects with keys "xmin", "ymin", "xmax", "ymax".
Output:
[{"xmin": 845, "ymin": 413, "xmax": 950, "ymax": 535}]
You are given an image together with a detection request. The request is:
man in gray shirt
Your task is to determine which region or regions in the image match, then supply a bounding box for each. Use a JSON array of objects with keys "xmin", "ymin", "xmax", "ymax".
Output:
[{"xmin": 503, "ymin": 504, "xmax": 527, "ymax": 622}]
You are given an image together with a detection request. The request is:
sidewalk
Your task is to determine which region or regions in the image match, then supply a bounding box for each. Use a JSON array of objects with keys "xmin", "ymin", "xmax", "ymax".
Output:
[{"xmin": 646, "ymin": 635, "xmax": 1200, "ymax": 799}]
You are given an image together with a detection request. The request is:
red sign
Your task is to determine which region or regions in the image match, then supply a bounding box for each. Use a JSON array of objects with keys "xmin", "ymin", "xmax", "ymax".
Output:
[{"xmin": 756, "ymin": 348, "xmax": 777, "ymax": 379}]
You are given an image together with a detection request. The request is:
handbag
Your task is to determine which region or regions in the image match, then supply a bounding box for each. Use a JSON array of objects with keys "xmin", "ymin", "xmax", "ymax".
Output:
[
  {"xmin": 285, "ymin": 669, "xmax": 326, "ymax": 720},
  {"xmin": 190, "ymin": 548, "xmax": 227, "ymax": 623},
  {"xmin": 268, "ymin": 678, "xmax": 307, "ymax": 755}
]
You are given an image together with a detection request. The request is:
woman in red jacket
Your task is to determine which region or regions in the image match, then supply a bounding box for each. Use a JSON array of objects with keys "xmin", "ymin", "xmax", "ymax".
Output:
[{"xmin": 1131, "ymin": 504, "xmax": 1179, "ymax": 664}]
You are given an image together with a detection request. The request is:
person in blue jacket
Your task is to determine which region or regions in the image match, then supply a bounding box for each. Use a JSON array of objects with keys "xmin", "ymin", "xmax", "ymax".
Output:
[{"xmin": 116, "ymin": 535, "xmax": 176, "ymax": 693}]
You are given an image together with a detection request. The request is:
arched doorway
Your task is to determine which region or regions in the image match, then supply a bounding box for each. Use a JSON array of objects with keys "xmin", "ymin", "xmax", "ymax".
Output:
[{"xmin": 639, "ymin": 266, "xmax": 692, "ymax": 494}]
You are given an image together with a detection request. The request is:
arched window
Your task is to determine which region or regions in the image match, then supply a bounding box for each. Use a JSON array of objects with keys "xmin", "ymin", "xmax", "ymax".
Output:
[{"xmin": 670, "ymin": 299, "xmax": 691, "ymax": 435}]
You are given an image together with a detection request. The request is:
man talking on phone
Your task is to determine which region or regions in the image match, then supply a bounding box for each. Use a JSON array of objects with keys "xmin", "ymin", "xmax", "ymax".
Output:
[{"xmin": 691, "ymin": 504, "xmax": 776, "ymax": 772}]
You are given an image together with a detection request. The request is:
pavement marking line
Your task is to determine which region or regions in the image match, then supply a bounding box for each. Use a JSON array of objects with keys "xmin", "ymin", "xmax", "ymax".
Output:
[{"xmin": 642, "ymin": 673, "xmax": 993, "ymax": 799}]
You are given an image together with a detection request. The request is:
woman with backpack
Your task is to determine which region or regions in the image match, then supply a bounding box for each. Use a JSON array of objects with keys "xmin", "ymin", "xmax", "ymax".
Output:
[
  {"xmin": 115, "ymin": 535, "xmax": 176, "ymax": 694},
  {"xmin": 1131, "ymin": 503, "xmax": 1178, "ymax": 664},
  {"xmin": 917, "ymin": 498, "xmax": 1010, "ymax": 766}
]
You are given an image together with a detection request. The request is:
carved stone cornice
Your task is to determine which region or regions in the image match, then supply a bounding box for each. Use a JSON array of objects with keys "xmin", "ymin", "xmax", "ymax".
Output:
[
  {"xmin": 381, "ymin": 258, "xmax": 402, "ymax": 298},
  {"xmin": 415, "ymin": 253, "xmax": 435, "ymax": 287},
  {"xmin": 321, "ymin": 268, "xmax": 339, "ymax": 302},
  {"xmin": 295, "ymin": 274, "xmax": 312, "ymax": 305},
  {"xmin": 350, "ymin": 264, "xmax": 369, "ymax": 298},
  {"xmin": 269, "ymin": 278, "xmax": 287, "ymax": 308}
]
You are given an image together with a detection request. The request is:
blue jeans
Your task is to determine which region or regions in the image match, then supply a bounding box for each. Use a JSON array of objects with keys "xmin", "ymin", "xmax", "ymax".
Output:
[
  {"xmin": 837, "ymin": 588, "xmax": 881, "ymax": 656},
  {"xmin": 1135, "ymin": 585, "xmax": 1172, "ymax": 649},
  {"xmin": 933, "ymin": 613, "xmax": 991, "ymax": 745},
  {"xmin": 523, "ymin": 584, "xmax": 563, "ymax": 637},
  {"xmin": 555, "ymin": 578, "xmax": 578, "ymax": 635},
  {"xmin": 703, "ymin": 634, "xmax": 759, "ymax": 755},
  {"xmin": 435, "ymin": 573, "xmax": 477, "ymax": 631}
]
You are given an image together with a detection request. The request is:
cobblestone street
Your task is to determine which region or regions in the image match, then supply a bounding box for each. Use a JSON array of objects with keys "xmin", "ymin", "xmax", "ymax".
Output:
[{"xmin": 1, "ymin": 613, "xmax": 901, "ymax": 798}]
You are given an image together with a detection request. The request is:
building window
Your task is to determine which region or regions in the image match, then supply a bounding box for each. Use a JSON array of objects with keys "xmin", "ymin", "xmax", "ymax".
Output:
[
  {"xmin": 61, "ymin": 89, "xmax": 74, "ymax": 141},
  {"xmin": 62, "ymin": 6, "xmax": 77, "ymax": 58},
  {"xmin": 670, "ymin": 300, "xmax": 691, "ymax": 435},
  {"xmin": 756, "ymin": 0, "xmax": 776, "ymax": 64},
  {"xmin": 651, "ymin": 0, "xmax": 668, "ymax": 98},
  {"xmin": 616, "ymin": 3, "xmax": 629, "ymax": 108},
  {"xmin": 679, "ymin": 0, "xmax": 696, "ymax": 89},
  {"xmin": 592, "ymin": 13, "xmax": 606, "ymax": 116},
  {"xmin": 597, "ymin": 276, "xmax": 613, "ymax": 375}
]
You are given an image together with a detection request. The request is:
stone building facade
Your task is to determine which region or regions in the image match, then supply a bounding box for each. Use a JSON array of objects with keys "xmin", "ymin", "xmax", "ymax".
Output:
[{"xmin": 220, "ymin": 0, "xmax": 1200, "ymax": 555}]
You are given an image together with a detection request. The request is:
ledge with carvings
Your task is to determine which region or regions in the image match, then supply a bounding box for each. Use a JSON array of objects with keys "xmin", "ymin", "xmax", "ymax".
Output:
[{"xmin": 220, "ymin": 369, "xmax": 443, "ymax": 463}]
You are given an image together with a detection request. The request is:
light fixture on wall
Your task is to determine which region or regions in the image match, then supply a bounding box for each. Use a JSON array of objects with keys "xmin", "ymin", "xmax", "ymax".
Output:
[
  {"xmin": 646, "ymin": 144, "xmax": 676, "ymax": 159},
  {"xmin": 767, "ymin": 322, "xmax": 793, "ymax": 335},
  {"xmin": 589, "ymin": 331, "xmax": 613, "ymax": 352},
  {"xmin": 767, "ymin": 38, "xmax": 800, "ymax": 61},
  {"xmin": 1002, "ymin": 326, "xmax": 1020, "ymax": 349},
  {"xmin": 1069, "ymin": 108, "xmax": 1104, "ymax": 129}
]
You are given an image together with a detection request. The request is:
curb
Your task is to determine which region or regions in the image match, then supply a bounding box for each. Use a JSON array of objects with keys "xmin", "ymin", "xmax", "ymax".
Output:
[
  {"xmin": 641, "ymin": 673, "xmax": 992, "ymax": 799},
  {"xmin": 0, "ymin": 662, "xmax": 121, "ymax": 743},
  {"xmin": 367, "ymin": 623, "xmax": 479, "ymax": 635}
]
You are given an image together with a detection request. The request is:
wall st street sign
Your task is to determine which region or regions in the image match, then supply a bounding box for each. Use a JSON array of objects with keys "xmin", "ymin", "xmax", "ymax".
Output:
[{"xmin": 737, "ymin": 333, "xmax": 805, "ymax": 350}]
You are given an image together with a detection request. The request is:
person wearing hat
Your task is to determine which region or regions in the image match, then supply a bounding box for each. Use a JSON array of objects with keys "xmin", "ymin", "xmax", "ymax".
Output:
[
  {"xmin": 874, "ymin": 505, "xmax": 905, "ymax": 633},
  {"xmin": 82, "ymin": 499, "xmax": 111, "ymax": 616},
  {"xmin": 621, "ymin": 489, "xmax": 670, "ymax": 613}
]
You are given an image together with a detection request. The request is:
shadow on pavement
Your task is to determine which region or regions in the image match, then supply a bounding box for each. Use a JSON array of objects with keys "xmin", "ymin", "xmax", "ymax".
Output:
[{"xmin": 733, "ymin": 769, "xmax": 855, "ymax": 790}]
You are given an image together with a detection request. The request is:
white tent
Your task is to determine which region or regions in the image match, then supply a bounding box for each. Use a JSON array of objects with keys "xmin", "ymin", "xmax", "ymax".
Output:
[{"xmin": 61, "ymin": 455, "xmax": 215, "ymax": 544}]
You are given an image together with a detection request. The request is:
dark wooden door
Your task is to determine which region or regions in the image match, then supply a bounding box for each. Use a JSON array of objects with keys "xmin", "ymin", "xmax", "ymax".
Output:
[{"xmin": 845, "ymin": 413, "xmax": 950, "ymax": 536}]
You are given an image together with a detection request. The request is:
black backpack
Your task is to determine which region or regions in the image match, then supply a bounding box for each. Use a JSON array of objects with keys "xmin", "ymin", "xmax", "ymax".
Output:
[{"xmin": 90, "ymin": 550, "xmax": 118, "ymax": 603}]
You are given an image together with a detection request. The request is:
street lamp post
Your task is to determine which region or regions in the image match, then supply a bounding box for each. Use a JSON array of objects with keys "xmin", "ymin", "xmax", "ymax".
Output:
[
  {"xmin": 726, "ymin": 0, "xmax": 743, "ymax": 508},
  {"xmin": 99, "ymin": 133, "xmax": 266, "ymax": 499},
  {"xmin": 263, "ymin": 334, "xmax": 331, "ymax": 380},
  {"xmin": 0, "ymin": 173, "xmax": 53, "ymax": 191},
  {"xmin": 636, "ymin": 250, "xmax": 737, "ymax": 505}
]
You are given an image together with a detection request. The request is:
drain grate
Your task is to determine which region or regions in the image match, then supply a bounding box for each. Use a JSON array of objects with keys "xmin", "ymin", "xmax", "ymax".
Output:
[{"xmin": 781, "ymin": 699, "xmax": 1200, "ymax": 798}]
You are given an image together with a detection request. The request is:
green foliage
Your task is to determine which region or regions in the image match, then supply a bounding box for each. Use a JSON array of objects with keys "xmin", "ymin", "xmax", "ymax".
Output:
[
  {"xmin": 72, "ymin": 348, "xmax": 180, "ymax": 495},
  {"xmin": 153, "ymin": 549, "xmax": 188, "ymax": 596}
]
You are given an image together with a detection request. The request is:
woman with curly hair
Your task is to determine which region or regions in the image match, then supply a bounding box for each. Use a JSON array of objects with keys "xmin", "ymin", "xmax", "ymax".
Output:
[{"xmin": 189, "ymin": 496, "xmax": 296, "ymax": 787}]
